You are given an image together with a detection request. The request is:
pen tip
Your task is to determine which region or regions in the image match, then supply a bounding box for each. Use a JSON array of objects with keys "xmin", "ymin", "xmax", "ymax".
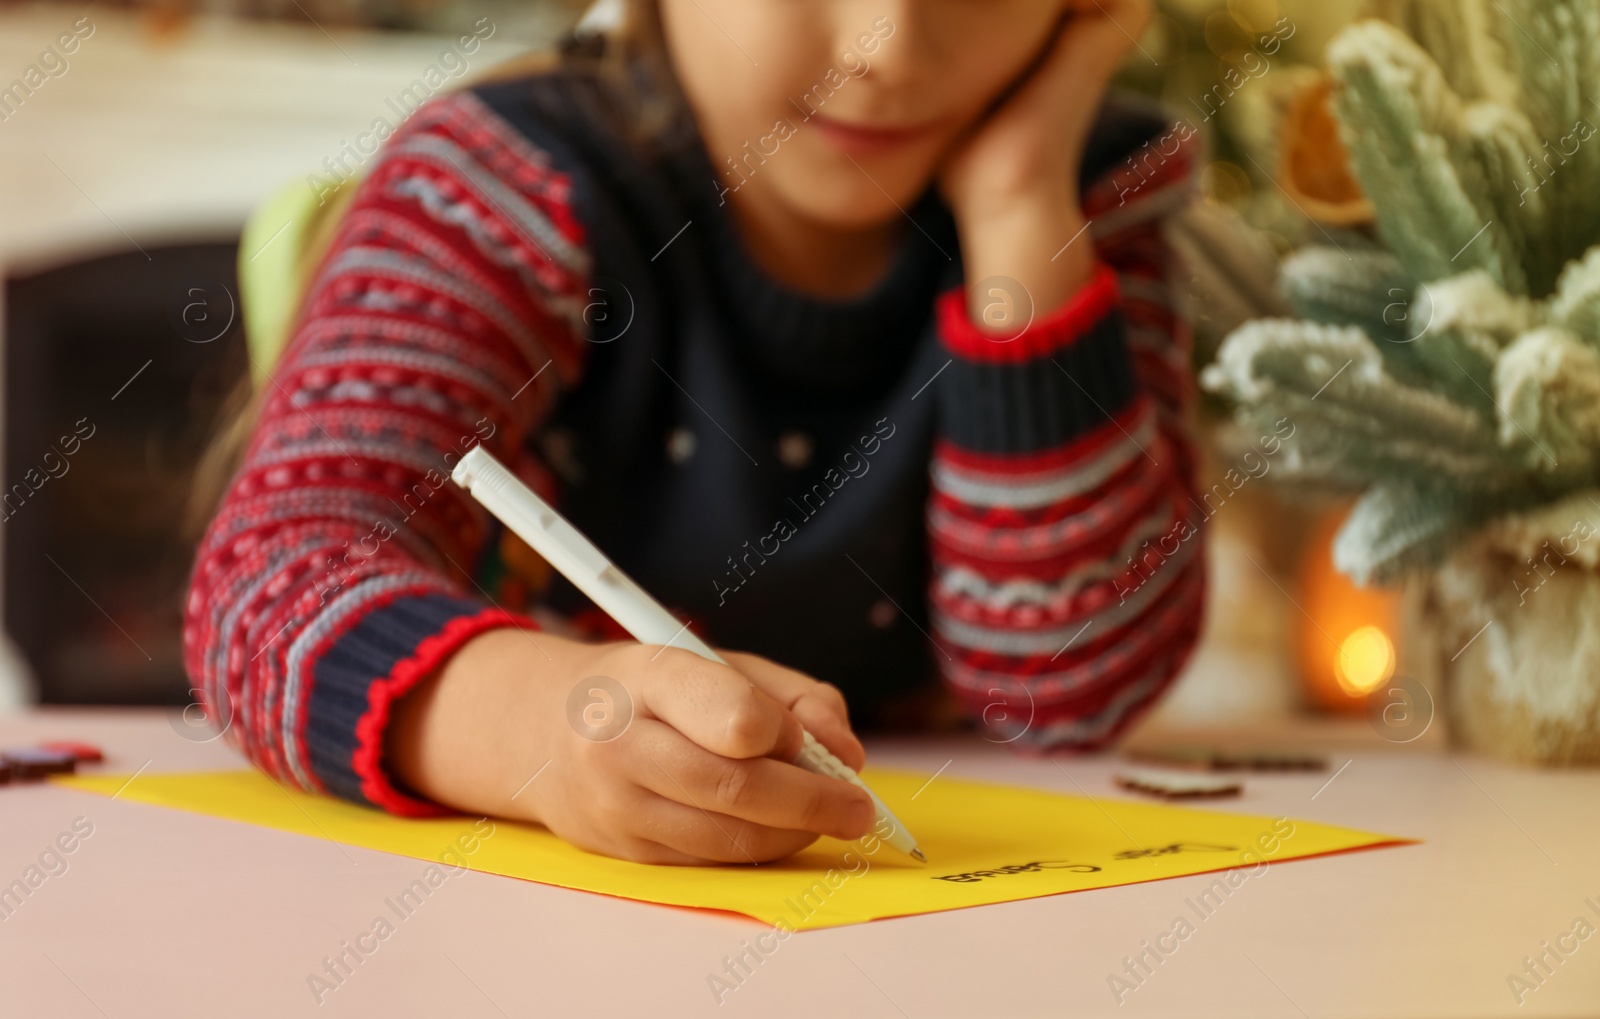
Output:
[{"xmin": 910, "ymin": 848, "xmax": 927, "ymax": 863}]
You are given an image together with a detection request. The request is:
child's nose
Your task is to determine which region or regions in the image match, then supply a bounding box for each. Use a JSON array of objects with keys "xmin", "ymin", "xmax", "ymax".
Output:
[{"xmin": 832, "ymin": 0, "xmax": 927, "ymax": 90}]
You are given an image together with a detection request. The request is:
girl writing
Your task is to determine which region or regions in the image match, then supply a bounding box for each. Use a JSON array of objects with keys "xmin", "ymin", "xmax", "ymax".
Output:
[{"xmin": 188, "ymin": 0, "xmax": 1204, "ymax": 863}]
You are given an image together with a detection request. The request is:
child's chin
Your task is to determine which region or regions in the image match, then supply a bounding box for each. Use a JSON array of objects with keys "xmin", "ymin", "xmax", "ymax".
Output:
[{"xmin": 769, "ymin": 166, "xmax": 930, "ymax": 230}]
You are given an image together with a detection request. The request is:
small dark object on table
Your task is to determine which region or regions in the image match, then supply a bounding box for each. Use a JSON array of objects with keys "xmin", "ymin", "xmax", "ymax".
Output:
[
  {"xmin": 1, "ymin": 748, "xmax": 79, "ymax": 779},
  {"xmin": 1114, "ymin": 767, "xmax": 1243, "ymax": 800},
  {"xmin": 1126, "ymin": 748, "xmax": 1327, "ymax": 773}
]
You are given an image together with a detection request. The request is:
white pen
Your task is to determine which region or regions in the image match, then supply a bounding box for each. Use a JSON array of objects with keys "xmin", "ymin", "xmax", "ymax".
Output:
[{"xmin": 451, "ymin": 445, "xmax": 925, "ymax": 863}]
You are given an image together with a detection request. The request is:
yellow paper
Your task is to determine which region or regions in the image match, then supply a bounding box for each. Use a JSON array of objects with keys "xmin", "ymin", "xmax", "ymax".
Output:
[{"xmin": 56, "ymin": 768, "xmax": 1411, "ymax": 929}]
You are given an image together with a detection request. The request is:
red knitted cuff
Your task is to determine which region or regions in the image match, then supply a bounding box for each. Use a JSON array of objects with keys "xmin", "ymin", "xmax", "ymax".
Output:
[
  {"xmin": 938, "ymin": 263, "xmax": 1120, "ymax": 364},
  {"xmin": 352, "ymin": 607, "xmax": 541, "ymax": 816}
]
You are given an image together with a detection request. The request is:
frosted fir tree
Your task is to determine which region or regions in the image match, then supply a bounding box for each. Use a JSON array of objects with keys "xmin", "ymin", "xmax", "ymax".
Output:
[{"xmin": 1203, "ymin": 0, "xmax": 1600, "ymax": 585}]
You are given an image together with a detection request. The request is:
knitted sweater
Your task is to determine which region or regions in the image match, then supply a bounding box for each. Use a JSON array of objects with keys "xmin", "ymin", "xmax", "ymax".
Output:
[{"xmin": 186, "ymin": 66, "xmax": 1205, "ymax": 815}]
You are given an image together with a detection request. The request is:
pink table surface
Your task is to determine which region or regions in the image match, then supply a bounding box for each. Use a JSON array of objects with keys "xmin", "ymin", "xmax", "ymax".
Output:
[{"xmin": 0, "ymin": 707, "xmax": 1595, "ymax": 1018}]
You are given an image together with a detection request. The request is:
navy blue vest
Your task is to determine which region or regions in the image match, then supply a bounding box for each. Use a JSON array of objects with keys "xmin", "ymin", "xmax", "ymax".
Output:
[{"xmin": 472, "ymin": 66, "xmax": 1162, "ymax": 722}]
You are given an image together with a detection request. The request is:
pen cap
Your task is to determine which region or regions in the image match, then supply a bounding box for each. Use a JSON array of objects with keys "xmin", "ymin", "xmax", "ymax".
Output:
[
  {"xmin": 451, "ymin": 446, "xmax": 721, "ymax": 659},
  {"xmin": 453, "ymin": 447, "xmax": 609, "ymax": 578}
]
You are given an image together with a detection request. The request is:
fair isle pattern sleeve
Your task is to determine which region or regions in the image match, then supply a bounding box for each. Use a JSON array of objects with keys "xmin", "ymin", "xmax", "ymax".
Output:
[
  {"xmin": 928, "ymin": 131, "xmax": 1206, "ymax": 751},
  {"xmin": 184, "ymin": 92, "xmax": 589, "ymax": 814}
]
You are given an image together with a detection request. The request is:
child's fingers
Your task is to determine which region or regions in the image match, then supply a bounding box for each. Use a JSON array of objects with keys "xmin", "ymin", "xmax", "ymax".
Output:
[
  {"xmin": 561, "ymin": 828, "xmax": 705, "ymax": 866},
  {"xmin": 1058, "ymin": 0, "xmax": 1151, "ymax": 78},
  {"xmin": 560, "ymin": 819, "xmax": 752, "ymax": 867},
  {"xmin": 637, "ymin": 648, "xmax": 803, "ymax": 761},
  {"xmin": 626, "ymin": 719, "xmax": 874, "ymax": 840},
  {"xmin": 722, "ymin": 651, "xmax": 867, "ymax": 772},
  {"xmin": 627, "ymin": 791, "xmax": 821, "ymax": 863}
]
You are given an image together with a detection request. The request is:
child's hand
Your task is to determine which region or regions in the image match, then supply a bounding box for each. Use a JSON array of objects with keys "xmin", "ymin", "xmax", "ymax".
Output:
[
  {"xmin": 939, "ymin": 0, "xmax": 1152, "ymax": 325},
  {"xmin": 386, "ymin": 628, "xmax": 874, "ymax": 864}
]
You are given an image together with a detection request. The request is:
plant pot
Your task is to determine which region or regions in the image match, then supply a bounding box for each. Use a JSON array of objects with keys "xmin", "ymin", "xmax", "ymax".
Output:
[{"xmin": 1417, "ymin": 493, "xmax": 1600, "ymax": 765}]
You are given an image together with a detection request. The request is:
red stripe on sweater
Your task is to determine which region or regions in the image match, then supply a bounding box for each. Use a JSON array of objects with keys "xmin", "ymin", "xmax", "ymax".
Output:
[
  {"xmin": 1082, "ymin": 133, "xmax": 1196, "ymax": 221},
  {"xmin": 947, "ymin": 563, "xmax": 1206, "ymax": 749},
  {"xmin": 928, "ymin": 445, "xmax": 1181, "ymax": 578},
  {"xmin": 928, "ymin": 464, "xmax": 1181, "ymax": 579},
  {"xmin": 928, "ymin": 436, "xmax": 1156, "ymax": 527},
  {"xmin": 932, "ymin": 397, "xmax": 1150, "ymax": 475},
  {"xmin": 933, "ymin": 523, "xmax": 1199, "ymax": 641}
]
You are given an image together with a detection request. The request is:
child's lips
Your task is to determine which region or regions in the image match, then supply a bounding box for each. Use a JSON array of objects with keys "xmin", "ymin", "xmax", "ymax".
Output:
[{"xmin": 809, "ymin": 114, "xmax": 937, "ymax": 156}]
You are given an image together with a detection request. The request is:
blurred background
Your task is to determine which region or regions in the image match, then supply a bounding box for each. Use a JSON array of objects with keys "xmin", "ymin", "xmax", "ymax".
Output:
[{"xmin": 0, "ymin": 0, "xmax": 1407, "ymax": 734}]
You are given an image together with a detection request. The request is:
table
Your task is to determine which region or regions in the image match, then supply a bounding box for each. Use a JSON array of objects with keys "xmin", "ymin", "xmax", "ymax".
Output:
[{"xmin": 0, "ymin": 708, "xmax": 1595, "ymax": 1017}]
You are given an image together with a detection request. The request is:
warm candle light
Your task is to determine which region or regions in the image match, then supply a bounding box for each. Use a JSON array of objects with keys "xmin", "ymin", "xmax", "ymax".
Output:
[
  {"xmin": 1334, "ymin": 624, "xmax": 1395, "ymax": 696},
  {"xmin": 1296, "ymin": 505, "xmax": 1402, "ymax": 712}
]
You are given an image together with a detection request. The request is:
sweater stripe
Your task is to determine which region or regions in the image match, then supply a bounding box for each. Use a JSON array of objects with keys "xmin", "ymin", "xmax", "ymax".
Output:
[{"xmin": 930, "ymin": 403, "xmax": 1157, "ymax": 509}]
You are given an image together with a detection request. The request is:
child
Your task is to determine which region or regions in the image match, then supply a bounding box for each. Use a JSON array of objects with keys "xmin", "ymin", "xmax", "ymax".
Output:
[{"xmin": 188, "ymin": 0, "xmax": 1204, "ymax": 864}]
